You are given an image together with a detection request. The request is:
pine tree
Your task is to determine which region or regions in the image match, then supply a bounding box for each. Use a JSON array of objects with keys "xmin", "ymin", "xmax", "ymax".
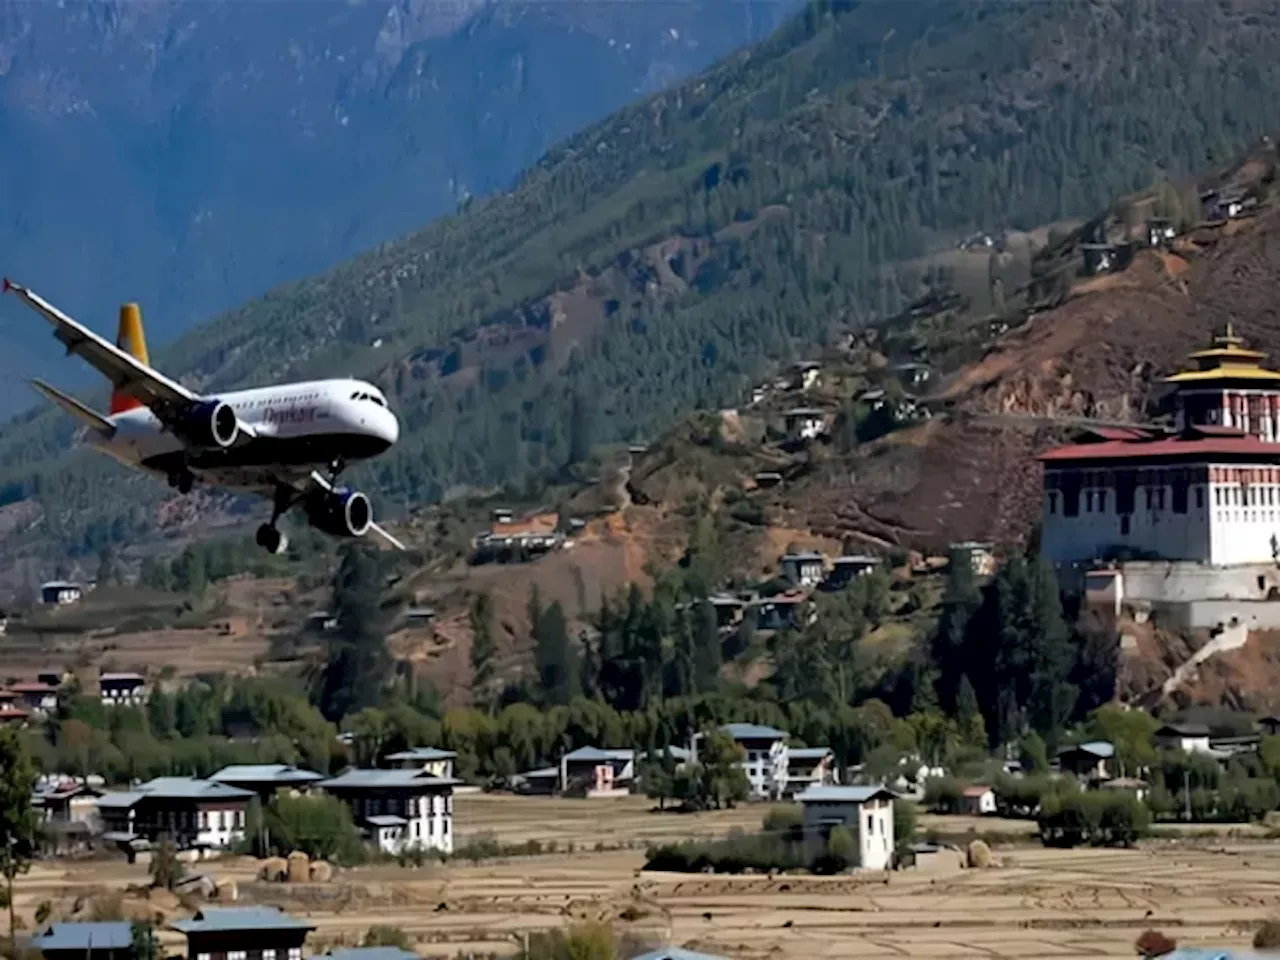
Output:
[
  {"xmin": 469, "ymin": 592, "xmax": 496, "ymax": 709},
  {"xmin": 315, "ymin": 544, "xmax": 391, "ymax": 720},
  {"xmin": 532, "ymin": 595, "xmax": 579, "ymax": 706}
]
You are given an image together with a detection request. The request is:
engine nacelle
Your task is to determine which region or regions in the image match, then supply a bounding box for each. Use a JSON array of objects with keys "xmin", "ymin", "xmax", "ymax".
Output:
[
  {"xmin": 304, "ymin": 487, "xmax": 373, "ymax": 539},
  {"xmin": 174, "ymin": 399, "xmax": 239, "ymax": 450}
]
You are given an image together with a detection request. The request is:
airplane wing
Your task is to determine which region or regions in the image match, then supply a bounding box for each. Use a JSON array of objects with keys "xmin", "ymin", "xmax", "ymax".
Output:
[
  {"xmin": 232, "ymin": 468, "xmax": 406, "ymax": 551},
  {"xmin": 3, "ymin": 278, "xmax": 257, "ymax": 438},
  {"xmin": 304, "ymin": 470, "xmax": 406, "ymax": 551}
]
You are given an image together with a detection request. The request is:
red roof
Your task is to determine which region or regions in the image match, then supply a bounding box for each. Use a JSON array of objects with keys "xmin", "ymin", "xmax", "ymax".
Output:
[
  {"xmin": 962, "ymin": 785, "xmax": 993, "ymax": 797},
  {"xmin": 8, "ymin": 682, "xmax": 55, "ymax": 694},
  {"xmin": 1040, "ymin": 432, "xmax": 1280, "ymax": 463}
]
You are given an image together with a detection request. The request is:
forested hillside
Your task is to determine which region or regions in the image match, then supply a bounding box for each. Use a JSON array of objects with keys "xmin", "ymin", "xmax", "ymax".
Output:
[{"xmin": 8, "ymin": 0, "xmax": 1280, "ymax": 559}]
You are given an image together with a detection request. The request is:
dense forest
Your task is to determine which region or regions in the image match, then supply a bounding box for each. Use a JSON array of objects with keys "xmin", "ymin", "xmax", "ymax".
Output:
[{"xmin": 9, "ymin": 0, "xmax": 1280, "ymax": 557}]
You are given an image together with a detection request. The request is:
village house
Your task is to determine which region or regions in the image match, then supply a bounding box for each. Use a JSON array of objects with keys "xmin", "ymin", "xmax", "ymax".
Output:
[
  {"xmin": 1057, "ymin": 740, "xmax": 1116, "ymax": 781},
  {"xmin": 96, "ymin": 777, "xmax": 254, "ymax": 852},
  {"xmin": 559, "ymin": 747, "xmax": 635, "ymax": 797},
  {"xmin": 318, "ymin": 768, "xmax": 455, "ymax": 855},
  {"xmin": 783, "ymin": 747, "xmax": 838, "ymax": 798},
  {"xmin": 960, "ymin": 784, "xmax": 996, "ymax": 816},
  {"xmin": 34, "ymin": 778, "xmax": 102, "ymax": 827},
  {"xmin": 798, "ymin": 784, "xmax": 897, "ymax": 870},
  {"xmin": 1147, "ymin": 216, "xmax": 1177, "ymax": 248},
  {"xmin": 697, "ymin": 723, "xmax": 790, "ymax": 801},
  {"xmin": 0, "ymin": 703, "xmax": 29, "ymax": 726},
  {"xmin": 470, "ymin": 512, "xmax": 565, "ymax": 564},
  {"xmin": 209, "ymin": 765, "xmax": 323, "ymax": 802},
  {"xmin": 171, "ymin": 907, "xmax": 315, "ymax": 960},
  {"xmin": 753, "ymin": 471, "xmax": 783, "ymax": 489},
  {"xmin": 384, "ymin": 747, "xmax": 457, "ymax": 779},
  {"xmin": 780, "ymin": 551, "xmax": 826, "ymax": 588},
  {"xmin": 823, "ymin": 555, "xmax": 880, "ymax": 590},
  {"xmin": 790, "ymin": 361, "xmax": 823, "ymax": 392},
  {"xmin": 1156, "ymin": 723, "xmax": 1214, "ymax": 755},
  {"xmin": 891, "ymin": 362, "xmax": 932, "ymax": 389},
  {"xmin": 750, "ymin": 592, "xmax": 812, "ymax": 631},
  {"xmin": 40, "ymin": 581, "xmax": 82, "ymax": 606},
  {"xmin": 705, "ymin": 594, "xmax": 746, "ymax": 629},
  {"xmin": 99, "ymin": 672, "xmax": 147, "ymax": 706},
  {"xmin": 783, "ymin": 407, "xmax": 826, "ymax": 441},
  {"xmin": 9, "ymin": 681, "xmax": 58, "ymax": 715},
  {"xmin": 1260, "ymin": 716, "xmax": 1280, "ymax": 737},
  {"xmin": 30, "ymin": 922, "xmax": 135, "ymax": 960},
  {"xmin": 510, "ymin": 766, "xmax": 560, "ymax": 795},
  {"xmin": 949, "ymin": 541, "xmax": 997, "ymax": 577}
]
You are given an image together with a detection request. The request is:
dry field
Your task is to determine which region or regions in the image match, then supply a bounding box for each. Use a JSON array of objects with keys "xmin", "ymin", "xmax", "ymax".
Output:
[{"xmin": 15, "ymin": 795, "xmax": 1280, "ymax": 959}]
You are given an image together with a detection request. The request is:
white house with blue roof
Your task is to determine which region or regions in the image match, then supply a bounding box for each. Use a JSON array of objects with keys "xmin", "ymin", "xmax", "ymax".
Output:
[
  {"xmin": 798, "ymin": 783, "xmax": 897, "ymax": 870},
  {"xmin": 319, "ymin": 768, "xmax": 457, "ymax": 855},
  {"xmin": 29, "ymin": 922, "xmax": 134, "ymax": 960},
  {"xmin": 171, "ymin": 906, "xmax": 314, "ymax": 960},
  {"xmin": 1057, "ymin": 740, "xmax": 1117, "ymax": 781},
  {"xmin": 559, "ymin": 746, "xmax": 635, "ymax": 797},
  {"xmin": 696, "ymin": 723, "xmax": 790, "ymax": 800},
  {"xmin": 96, "ymin": 777, "xmax": 254, "ymax": 852},
  {"xmin": 318, "ymin": 948, "xmax": 419, "ymax": 960}
]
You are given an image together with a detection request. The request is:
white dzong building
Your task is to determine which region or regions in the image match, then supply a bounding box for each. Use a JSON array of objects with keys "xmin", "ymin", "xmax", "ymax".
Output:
[{"xmin": 1040, "ymin": 326, "xmax": 1280, "ymax": 569}]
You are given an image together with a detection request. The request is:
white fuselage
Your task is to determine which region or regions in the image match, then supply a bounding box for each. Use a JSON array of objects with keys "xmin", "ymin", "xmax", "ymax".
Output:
[{"xmin": 89, "ymin": 377, "xmax": 400, "ymax": 482}]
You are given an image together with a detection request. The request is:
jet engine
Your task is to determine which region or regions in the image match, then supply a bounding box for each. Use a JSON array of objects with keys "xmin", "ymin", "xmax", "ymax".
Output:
[
  {"xmin": 174, "ymin": 400, "xmax": 239, "ymax": 450},
  {"xmin": 304, "ymin": 487, "xmax": 373, "ymax": 538}
]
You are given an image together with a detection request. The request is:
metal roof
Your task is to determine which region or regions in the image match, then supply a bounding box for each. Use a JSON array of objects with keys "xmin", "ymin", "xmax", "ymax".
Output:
[
  {"xmin": 322, "ymin": 949, "xmax": 420, "ymax": 960},
  {"xmin": 798, "ymin": 784, "xmax": 897, "ymax": 804},
  {"xmin": 132, "ymin": 777, "xmax": 254, "ymax": 801},
  {"xmin": 383, "ymin": 747, "xmax": 457, "ymax": 762},
  {"xmin": 171, "ymin": 907, "xmax": 315, "ymax": 934},
  {"xmin": 210, "ymin": 765, "xmax": 324, "ymax": 785},
  {"xmin": 320, "ymin": 769, "xmax": 457, "ymax": 790},
  {"xmin": 1059, "ymin": 740, "xmax": 1116, "ymax": 759},
  {"xmin": 99, "ymin": 672, "xmax": 145, "ymax": 683},
  {"xmin": 96, "ymin": 792, "xmax": 145, "ymax": 809},
  {"xmin": 31, "ymin": 922, "xmax": 134, "ymax": 951},
  {"xmin": 365, "ymin": 815, "xmax": 407, "ymax": 827},
  {"xmin": 629, "ymin": 949, "xmax": 730, "ymax": 960},
  {"xmin": 787, "ymin": 747, "xmax": 833, "ymax": 760},
  {"xmin": 720, "ymin": 722, "xmax": 788, "ymax": 741},
  {"xmin": 562, "ymin": 747, "xmax": 634, "ymax": 763}
]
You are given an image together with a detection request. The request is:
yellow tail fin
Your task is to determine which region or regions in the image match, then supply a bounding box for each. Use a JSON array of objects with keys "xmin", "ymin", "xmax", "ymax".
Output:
[{"xmin": 109, "ymin": 303, "xmax": 148, "ymax": 414}]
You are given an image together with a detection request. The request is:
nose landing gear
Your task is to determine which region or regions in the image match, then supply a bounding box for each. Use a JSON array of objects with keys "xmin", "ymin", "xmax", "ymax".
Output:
[
  {"xmin": 167, "ymin": 468, "xmax": 195, "ymax": 494},
  {"xmin": 256, "ymin": 483, "xmax": 298, "ymax": 554}
]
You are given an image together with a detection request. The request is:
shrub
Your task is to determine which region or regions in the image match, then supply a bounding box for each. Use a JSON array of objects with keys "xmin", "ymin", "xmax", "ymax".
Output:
[
  {"xmin": 644, "ymin": 829, "xmax": 805, "ymax": 874},
  {"xmin": 811, "ymin": 825, "xmax": 857, "ymax": 874},
  {"xmin": 1255, "ymin": 919, "xmax": 1280, "ymax": 949},
  {"xmin": 1135, "ymin": 929, "xmax": 1176, "ymax": 958},
  {"xmin": 1037, "ymin": 791, "xmax": 1150, "ymax": 848},
  {"xmin": 923, "ymin": 775, "xmax": 963, "ymax": 814},
  {"xmin": 893, "ymin": 799, "xmax": 917, "ymax": 848},
  {"xmin": 519, "ymin": 921, "xmax": 614, "ymax": 960},
  {"xmin": 363, "ymin": 927, "xmax": 411, "ymax": 949},
  {"xmin": 762, "ymin": 805, "xmax": 803, "ymax": 843}
]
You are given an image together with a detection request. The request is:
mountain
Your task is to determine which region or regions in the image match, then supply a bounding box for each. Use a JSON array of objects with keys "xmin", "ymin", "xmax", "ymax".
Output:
[
  {"xmin": 9, "ymin": 0, "xmax": 1280, "ymax": 564},
  {"xmin": 0, "ymin": 0, "xmax": 799, "ymax": 413}
]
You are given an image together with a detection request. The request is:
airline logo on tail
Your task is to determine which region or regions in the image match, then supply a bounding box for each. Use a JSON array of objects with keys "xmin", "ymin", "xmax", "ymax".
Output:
[{"xmin": 110, "ymin": 303, "xmax": 148, "ymax": 414}]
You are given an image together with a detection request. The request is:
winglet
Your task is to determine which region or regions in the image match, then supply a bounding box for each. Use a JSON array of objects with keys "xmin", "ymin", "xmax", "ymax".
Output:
[{"xmin": 2, "ymin": 278, "xmax": 11, "ymax": 294}]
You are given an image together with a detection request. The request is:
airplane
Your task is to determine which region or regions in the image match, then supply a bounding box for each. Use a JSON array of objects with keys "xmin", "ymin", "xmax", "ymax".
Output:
[{"xmin": 2, "ymin": 278, "xmax": 405, "ymax": 554}]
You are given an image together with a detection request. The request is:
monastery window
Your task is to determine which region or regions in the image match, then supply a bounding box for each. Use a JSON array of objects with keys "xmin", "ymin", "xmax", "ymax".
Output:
[
  {"xmin": 1145, "ymin": 488, "xmax": 1153, "ymax": 510},
  {"xmin": 1172, "ymin": 483, "xmax": 1188, "ymax": 515},
  {"xmin": 1120, "ymin": 515, "xmax": 1131, "ymax": 536},
  {"xmin": 1195, "ymin": 487, "xmax": 1204, "ymax": 510},
  {"xmin": 1085, "ymin": 491, "xmax": 1094, "ymax": 512},
  {"xmin": 1098, "ymin": 490, "xmax": 1107, "ymax": 512},
  {"xmin": 1047, "ymin": 492, "xmax": 1058, "ymax": 515},
  {"xmin": 1063, "ymin": 486, "xmax": 1080, "ymax": 517},
  {"xmin": 1156, "ymin": 488, "xmax": 1165, "ymax": 510}
]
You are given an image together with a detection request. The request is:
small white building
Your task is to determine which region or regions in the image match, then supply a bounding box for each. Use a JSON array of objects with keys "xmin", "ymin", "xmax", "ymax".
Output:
[
  {"xmin": 95, "ymin": 777, "xmax": 253, "ymax": 852},
  {"xmin": 798, "ymin": 784, "xmax": 897, "ymax": 870},
  {"xmin": 700, "ymin": 723, "xmax": 789, "ymax": 801},
  {"xmin": 783, "ymin": 407, "xmax": 826, "ymax": 441},
  {"xmin": 318, "ymin": 768, "xmax": 456, "ymax": 855},
  {"xmin": 559, "ymin": 746, "xmax": 635, "ymax": 797},
  {"xmin": 1155, "ymin": 723, "xmax": 1213, "ymax": 754},
  {"xmin": 780, "ymin": 551, "xmax": 826, "ymax": 587},
  {"xmin": 40, "ymin": 581, "xmax": 82, "ymax": 606},
  {"xmin": 99, "ymin": 672, "xmax": 146, "ymax": 706},
  {"xmin": 960, "ymin": 784, "xmax": 996, "ymax": 816}
]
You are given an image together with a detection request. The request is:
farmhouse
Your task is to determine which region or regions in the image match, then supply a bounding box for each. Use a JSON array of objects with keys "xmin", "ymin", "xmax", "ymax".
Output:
[
  {"xmin": 40, "ymin": 581, "xmax": 82, "ymax": 605},
  {"xmin": 30, "ymin": 922, "xmax": 134, "ymax": 960},
  {"xmin": 783, "ymin": 407, "xmax": 826, "ymax": 441},
  {"xmin": 384, "ymin": 746, "xmax": 457, "ymax": 779},
  {"xmin": 700, "ymin": 723, "xmax": 789, "ymax": 801},
  {"xmin": 784, "ymin": 747, "xmax": 838, "ymax": 798},
  {"xmin": 96, "ymin": 777, "xmax": 253, "ymax": 852},
  {"xmin": 559, "ymin": 746, "xmax": 635, "ymax": 797},
  {"xmin": 171, "ymin": 907, "xmax": 314, "ymax": 960},
  {"xmin": 780, "ymin": 551, "xmax": 826, "ymax": 587},
  {"xmin": 1057, "ymin": 740, "xmax": 1116, "ymax": 781},
  {"xmin": 960, "ymin": 785, "xmax": 996, "ymax": 815},
  {"xmin": 824, "ymin": 555, "xmax": 880, "ymax": 590},
  {"xmin": 318, "ymin": 768, "xmax": 455, "ymax": 855},
  {"xmin": 1156, "ymin": 723, "xmax": 1213, "ymax": 754},
  {"xmin": 798, "ymin": 784, "xmax": 897, "ymax": 870},
  {"xmin": 9, "ymin": 681, "xmax": 57, "ymax": 715},
  {"xmin": 209, "ymin": 765, "xmax": 323, "ymax": 801}
]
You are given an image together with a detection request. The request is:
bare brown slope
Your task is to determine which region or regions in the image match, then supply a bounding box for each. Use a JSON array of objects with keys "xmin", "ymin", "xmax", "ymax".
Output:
[{"xmin": 797, "ymin": 208, "xmax": 1280, "ymax": 552}]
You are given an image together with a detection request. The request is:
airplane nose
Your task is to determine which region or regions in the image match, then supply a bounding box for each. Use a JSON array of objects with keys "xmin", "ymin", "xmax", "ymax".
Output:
[{"xmin": 382, "ymin": 409, "xmax": 400, "ymax": 446}]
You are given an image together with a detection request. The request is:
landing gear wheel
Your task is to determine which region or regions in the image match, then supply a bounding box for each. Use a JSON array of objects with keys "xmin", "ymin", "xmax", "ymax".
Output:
[{"xmin": 255, "ymin": 524, "xmax": 288, "ymax": 555}]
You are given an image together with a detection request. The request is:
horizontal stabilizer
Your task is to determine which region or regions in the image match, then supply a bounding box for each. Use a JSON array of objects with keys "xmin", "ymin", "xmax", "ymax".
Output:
[{"xmin": 30, "ymin": 379, "xmax": 115, "ymax": 438}]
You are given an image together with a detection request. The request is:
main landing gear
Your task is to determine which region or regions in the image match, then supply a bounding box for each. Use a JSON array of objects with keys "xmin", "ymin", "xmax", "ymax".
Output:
[
  {"xmin": 256, "ymin": 485, "xmax": 295, "ymax": 555},
  {"xmin": 167, "ymin": 468, "xmax": 195, "ymax": 494}
]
